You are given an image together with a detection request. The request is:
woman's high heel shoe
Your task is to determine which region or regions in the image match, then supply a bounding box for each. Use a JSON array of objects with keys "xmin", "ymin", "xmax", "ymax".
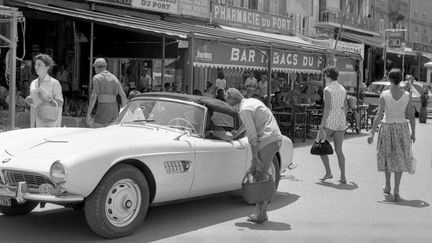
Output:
[{"xmin": 382, "ymin": 185, "xmax": 391, "ymax": 194}]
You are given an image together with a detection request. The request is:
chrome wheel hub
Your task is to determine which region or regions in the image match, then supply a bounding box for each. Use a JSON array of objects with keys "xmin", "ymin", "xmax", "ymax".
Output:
[{"xmin": 105, "ymin": 179, "xmax": 142, "ymax": 227}]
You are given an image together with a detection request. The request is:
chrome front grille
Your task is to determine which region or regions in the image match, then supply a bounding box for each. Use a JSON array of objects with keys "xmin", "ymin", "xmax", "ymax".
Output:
[{"xmin": 4, "ymin": 170, "xmax": 54, "ymax": 189}]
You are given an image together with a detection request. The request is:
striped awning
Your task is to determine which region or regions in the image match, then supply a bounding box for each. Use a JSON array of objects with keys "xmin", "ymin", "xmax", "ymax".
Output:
[{"xmin": 193, "ymin": 62, "xmax": 322, "ymax": 74}]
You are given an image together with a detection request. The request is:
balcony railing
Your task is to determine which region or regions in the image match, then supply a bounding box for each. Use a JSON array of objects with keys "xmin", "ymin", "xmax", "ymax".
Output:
[{"xmin": 319, "ymin": 8, "xmax": 378, "ymax": 33}]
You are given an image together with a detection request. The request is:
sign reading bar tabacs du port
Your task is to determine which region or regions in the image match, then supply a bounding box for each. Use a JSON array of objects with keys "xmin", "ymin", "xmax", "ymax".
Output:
[
  {"xmin": 211, "ymin": 4, "xmax": 294, "ymax": 35},
  {"xmin": 96, "ymin": 0, "xmax": 178, "ymax": 14},
  {"xmin": 194, "ymin": 40, "xmax": 323, "ymax": 71}
]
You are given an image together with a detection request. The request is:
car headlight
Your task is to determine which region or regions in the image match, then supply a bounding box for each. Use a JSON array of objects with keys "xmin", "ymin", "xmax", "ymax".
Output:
[{"xmin": 50, "ymin": 161, "xmax": 66, "ymax": 184}]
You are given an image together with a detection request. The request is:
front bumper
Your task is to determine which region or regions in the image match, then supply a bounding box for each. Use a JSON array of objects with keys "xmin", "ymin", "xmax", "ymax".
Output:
[{"xmin": 0, "ymin": 182, "xmax": 84, "ymax": 204}]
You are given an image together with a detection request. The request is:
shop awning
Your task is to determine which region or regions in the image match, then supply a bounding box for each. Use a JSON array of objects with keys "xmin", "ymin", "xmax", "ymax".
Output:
[
  {"xmin": 342, "ymin": 32, "xmax": 384, "ymax": 48},
  {"xmin": 219, "ymin": 26, "xmax": 322, "ymax": 51},
  {"xmin": 386, "ymin": 46, "xmax": 418, "ymax": 56},
  {"xmin": 7, "ymin": 0, "xmax": 189, "ymax": 39}
]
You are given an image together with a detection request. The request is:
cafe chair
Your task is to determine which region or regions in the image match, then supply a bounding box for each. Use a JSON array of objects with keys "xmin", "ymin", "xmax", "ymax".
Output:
[
  {"xmin": 292, "ymin": 105, "xmax": 308, "ymax": 142},
  {"xmin": 277, "ymin": 105, "xmax": 307, "ymax": 143},
  {"xmin": 346, "ymin": 110, "xmax": 359, "ymax": 134}
]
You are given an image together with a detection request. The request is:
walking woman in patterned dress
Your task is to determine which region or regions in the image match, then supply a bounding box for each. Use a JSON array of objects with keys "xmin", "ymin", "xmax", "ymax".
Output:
[
  {"xmin": 368, "ymin": 68, "xmax": 416, "ymax": 202},
  {"xmin": 319, "ymin": 66, "xmax": 348, "ymax": 184}
]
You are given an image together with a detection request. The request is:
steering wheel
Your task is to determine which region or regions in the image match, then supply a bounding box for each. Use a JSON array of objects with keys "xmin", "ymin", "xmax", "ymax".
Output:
[{"xmin": 167, "ymin": 118, "xmax": 195, "ymax": 132}]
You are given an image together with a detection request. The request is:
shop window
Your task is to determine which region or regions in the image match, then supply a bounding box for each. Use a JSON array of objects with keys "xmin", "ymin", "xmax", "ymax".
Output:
[
  {"xmin": 278, "ymin": 0, "xmax": 286, "ymax": 16},
  {"xmin": 249, "ymin": 0, "xmax": 258, "ymax": 10},
  {"xmin": 105, "ymin": 58, "xmax": 183, "ymax": 94}
]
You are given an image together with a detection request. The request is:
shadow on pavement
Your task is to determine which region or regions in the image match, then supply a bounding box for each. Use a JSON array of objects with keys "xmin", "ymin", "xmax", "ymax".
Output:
[
  {"xmin": 315, "ymin": 181, "xmax": 359, "ymax": 190},
  {"xmin": 0, "ymin": 192, "xmax": 300, "ymax": 242},
  {"xmin": 132, "ymin": 192, "xmax": 300, "ymax": 242},
  {"xmin": 0, "ymin": 208, "xmax": 97, "ymax": 242},
  {"xmin": 234, "ymin": 192, "xmax": 298, "ymax": 231},
  {"xmin": 293, "ymin": 132, "xmax": 369, "ymax": 149},
  {"xmin": 378, "ymin": 194, "xmax": 430, "ymax": 208},
  {"xmin": 234, "ymin": 221, "xmax": 292, "ymax": 231},
  {"xmin": 280, "ymin": 174, "xmax": 303, "ymax": 182}
]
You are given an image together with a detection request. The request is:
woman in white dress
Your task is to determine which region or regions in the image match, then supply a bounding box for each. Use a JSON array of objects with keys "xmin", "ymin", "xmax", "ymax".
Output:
[{"xmin": 25, "ymin": 54, "xmax": 63, "ymax": 127}]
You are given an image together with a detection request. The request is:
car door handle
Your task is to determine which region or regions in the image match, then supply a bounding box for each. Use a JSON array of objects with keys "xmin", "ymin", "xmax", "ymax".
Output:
[{"xmin": 236, "ymin": 146, "xmax": 246, "ymax": 150}]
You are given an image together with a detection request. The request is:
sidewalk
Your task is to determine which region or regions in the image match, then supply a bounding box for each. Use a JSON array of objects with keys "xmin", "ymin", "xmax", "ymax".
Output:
[{"xmin": 277, "ymin": 120, "xmax": 432, "ymax": 242}]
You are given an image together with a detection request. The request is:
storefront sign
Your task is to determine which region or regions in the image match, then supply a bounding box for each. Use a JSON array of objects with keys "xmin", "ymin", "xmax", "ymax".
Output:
[
  {"xmin": 315, "ymin": 27, "xmax": 334, "ymax": 39},
  {"xmin": 94, "ymin": 0, "xmax": 178, "ymax": 14},
  {"xmin": 333, "ymin": 40, "xmax": 365, "ymax": 59},
  {"xmin": 178, "ymin": 0, "xmax": 209, "ymax": 18},
  {"xmin": 304, "ymin": 38, "xmax": 364, "ymax": 59},
  {"xmin": 385, "ymin": 29, "xmax": 405, "ymax": 53},
  {"xmin": 326, "ymin": 56, "xmax": 357, "ymax": 72},
  {"xmin": 194, "ymin": 40, "xmax": 323, "ymax": 71},
  {"xmin": 211, "ymin": 4, "xmax": 293, "ymax": 35},
  {"xmin": 413, "ymin": 42, "xmax": 432, "ymax": 54}
]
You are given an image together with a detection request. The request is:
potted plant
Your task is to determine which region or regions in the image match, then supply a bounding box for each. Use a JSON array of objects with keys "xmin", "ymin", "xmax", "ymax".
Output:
[{"xmin": 419, "ymin": 87, "xmax": 429, "ymax": 123}]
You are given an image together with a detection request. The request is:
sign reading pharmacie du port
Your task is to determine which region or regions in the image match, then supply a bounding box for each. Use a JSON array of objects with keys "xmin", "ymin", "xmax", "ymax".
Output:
[{"xmin": 211, "ymin": 4, "xmax": 294, "ymax": 35}]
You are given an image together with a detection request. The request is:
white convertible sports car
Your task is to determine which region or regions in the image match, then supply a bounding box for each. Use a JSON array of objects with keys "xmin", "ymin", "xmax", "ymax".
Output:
[{"xmin": 0, "ymin": 92, "xmax": 293, "ymax": 238}]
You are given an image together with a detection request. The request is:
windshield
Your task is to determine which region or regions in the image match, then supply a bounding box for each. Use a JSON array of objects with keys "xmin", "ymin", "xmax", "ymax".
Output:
[
  {"xmin": 367, "ymin": 83, "xmax": 388, "ymax": 94},
  {"xmin": 116, "ymin": 99, "xmax": 205, "ymax": 134}
]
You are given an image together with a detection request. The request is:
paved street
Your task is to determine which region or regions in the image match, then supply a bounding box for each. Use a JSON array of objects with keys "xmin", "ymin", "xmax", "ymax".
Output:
[{"xmin": 1, "ymin": 121, "xmax": 432, "ymax": 243}]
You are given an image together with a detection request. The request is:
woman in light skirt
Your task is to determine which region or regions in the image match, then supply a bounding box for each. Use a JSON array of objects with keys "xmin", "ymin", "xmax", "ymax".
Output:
[{"xmin": 368, "ymin": 68, "xmax": 416, "ymax": 202}]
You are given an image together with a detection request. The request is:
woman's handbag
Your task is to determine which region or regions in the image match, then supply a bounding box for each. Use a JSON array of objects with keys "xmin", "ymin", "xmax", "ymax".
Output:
[
  {"xmin": 242, "ymin": 171, "xmax": 276, "ymax": 204},
  {"xmin": 38, "ymin": 99, "xmax": 58, "ymax": 122},
  {"xmin": 310, "ymin": 129, "xmax": 334, "ymax": 155}
]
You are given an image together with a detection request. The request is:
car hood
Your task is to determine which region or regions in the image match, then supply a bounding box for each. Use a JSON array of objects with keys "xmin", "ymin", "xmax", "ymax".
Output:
[{"xmin": 0, "ymin": 125, "xmax": 185, "ymax": 159}]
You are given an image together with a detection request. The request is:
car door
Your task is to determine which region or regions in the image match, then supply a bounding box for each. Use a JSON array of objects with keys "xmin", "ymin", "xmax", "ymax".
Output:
[{"xmin": 190, "ymin": 136, "xmax": 248, "ymax": 196}]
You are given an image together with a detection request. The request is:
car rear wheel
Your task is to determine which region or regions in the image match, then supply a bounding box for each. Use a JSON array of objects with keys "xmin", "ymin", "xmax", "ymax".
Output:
[
  {"xmin": 0, "ymin": 200, "xmax": 38, "ymax": 216},
  {"xmin": 85, "ymin": 164, "xmax": 149, "ymax": 239},
  {"xmin": 268, "ymin": 155, "xmax": 281, "ymax": 189}
]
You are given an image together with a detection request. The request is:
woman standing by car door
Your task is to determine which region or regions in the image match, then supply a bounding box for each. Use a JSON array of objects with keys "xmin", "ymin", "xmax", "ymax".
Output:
[{"xmin": 225, "ymin": 88, "xmax": 282, "ymax": 224}]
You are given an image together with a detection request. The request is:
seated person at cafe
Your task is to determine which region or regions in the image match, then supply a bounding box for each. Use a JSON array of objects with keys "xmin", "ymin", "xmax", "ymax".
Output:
[
  {"xmin": 347, "ymin": 95, "xmax": 361, "ymax": 131},
  {"xmin": 316, "ymin": 86, "xmax": 324, "ymax": 106},
  {"xmin": 298, "ymin": 84, "xmax": 312, "ymax": 104},
  {"xmin": 205, "ymin": 109, "xmax": 233, "ymax": 141},
  {"xmin": 271, "ymin": 91, "xmax": 286, "ymax": 109}
]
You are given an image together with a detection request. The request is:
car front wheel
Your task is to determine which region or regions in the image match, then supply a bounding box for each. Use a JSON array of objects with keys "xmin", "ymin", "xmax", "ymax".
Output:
[{"xmin": 85, "ymin": 164, "xmax": 149, "ymax": 239}]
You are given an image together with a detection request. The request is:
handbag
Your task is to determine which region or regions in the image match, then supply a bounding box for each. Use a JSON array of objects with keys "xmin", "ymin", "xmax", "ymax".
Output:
[
  {"xmin": 38, "ymin": 99, "xmax": 59, "ymax": 122},
  {"xmin": 310, "ymin": 129, "xmax": 334, "ymax": 155},
  {"xmin": 242, "ymin": 171, "xmax": 276, "ymax": 204}
]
